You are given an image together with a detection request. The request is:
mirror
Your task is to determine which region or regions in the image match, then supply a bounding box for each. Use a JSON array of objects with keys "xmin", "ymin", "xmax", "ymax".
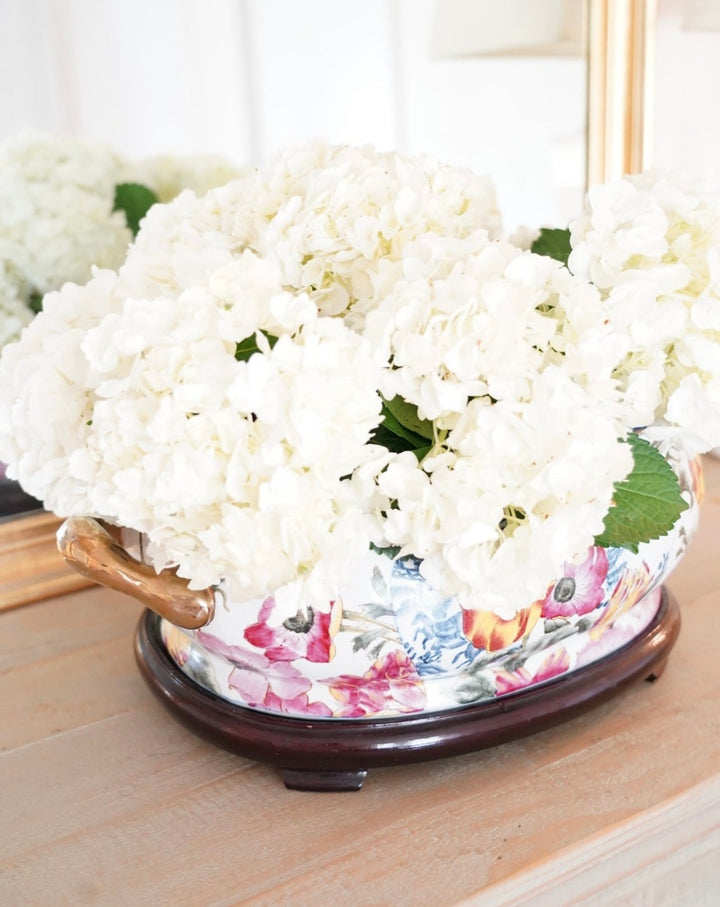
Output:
[
  {"xmin": 2, "ymin": 0, "xmax": 590, "ymax": 229},
  {"xmin": 653, "ymin": 0, "xmax": 720, "ymax": 181}
]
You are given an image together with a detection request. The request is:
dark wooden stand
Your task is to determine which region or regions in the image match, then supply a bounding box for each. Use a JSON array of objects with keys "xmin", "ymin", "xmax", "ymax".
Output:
[{"xmin": 134, "ymin": 587, "xmax": 680, "ymax": 791}]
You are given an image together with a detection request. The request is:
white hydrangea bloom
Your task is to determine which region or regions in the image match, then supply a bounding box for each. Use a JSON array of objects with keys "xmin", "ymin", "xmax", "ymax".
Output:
[
  {"xmin": 243, "ymin": 139, "xmax": 502, "ymax": 327},
  {"xmin": 380, "ymin": 378, "xmax": 632, "ymax": 618},
  {"xmin": 366, "ymin": 238, "xmax": 626, "ymax": 426},
  {"xmin": 0, "ymin": 252, "xmax": 387, "ymax": 604},
  {"xmin": 116, "ymin": 140, "xmax": 502, "ymax": 321},
  {"xmin": 0, "ymin": 131, "xmax": 246, "ymax": 350},
  {"xmin": 373, "ymin": 242, "xmax": 633, "ymax": 616},
  {"xmin": 569, "ymin": 171, "xmax": 720, "ymax": 452},
  {"xmin": 0, "ymin": 139, "xmax": 508, "ymax": 606},
  {"xmin": 116, "ymin": 178, "xmax": 261, "ymax": 299}
]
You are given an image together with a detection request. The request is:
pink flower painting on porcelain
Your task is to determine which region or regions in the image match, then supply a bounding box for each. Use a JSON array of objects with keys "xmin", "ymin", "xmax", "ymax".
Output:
[
  {"xmin": 540, "ymin": 547, "xmax": 609, "ymax": 619},
  {"xmin": 494, "ymin": 649, "xmax": 572, "ymax": 697},
  {"xmin": 244, "ymin": 595, "xmax": 342, "ymax": 662},
  {"xmin": 197, "ymin": 629, "xmax": 332, "ymax": 717},
  {"xmin": 323, "ymin": 650, "xmax": 427, "ymax": 718}
]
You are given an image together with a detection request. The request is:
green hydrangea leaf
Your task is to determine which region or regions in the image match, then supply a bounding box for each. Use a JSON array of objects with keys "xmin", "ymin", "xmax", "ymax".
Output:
[
  {"xmin": 381, "ymin": 395, "xmax": 434, "ymax": 440},
  {"xmin": 369, "ymin": 422, "xmax": 430, "ymax": 461},
  {"xmin": 234, "ymin": 330, "xmax": 278, "ymax": 361},
  {"xmin": 369, "ymin": 405, "xmax": 432, "ymax": 462},
  {"xmin": 594, "ymin": 434, "xmax": 688, "ymax": 552},
  {"xmin": 379, "ymin": 407, "xmax": 427, "ymax": 447},
  {"xmin": 530, "ymin": 227, "xmax": 572, "ymax": 266},
  {"xmin": 113, "ymin": 182, "xmax": 159, "ymax": 236}
]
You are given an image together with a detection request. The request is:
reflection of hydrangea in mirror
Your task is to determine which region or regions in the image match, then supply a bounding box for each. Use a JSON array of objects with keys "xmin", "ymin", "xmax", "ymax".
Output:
[
  {"xmin": 570, "ymin": 171, "xmax": 720, "ymax": 452},
  {"xmin": 0, "ymin": 131, "xmax": 245, "ymax": 347}
]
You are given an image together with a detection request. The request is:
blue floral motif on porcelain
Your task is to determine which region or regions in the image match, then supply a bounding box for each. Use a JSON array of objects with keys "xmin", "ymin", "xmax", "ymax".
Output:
[{"xmin": 390, "ymin": 555, "xmax": 487, "ymax": 677}]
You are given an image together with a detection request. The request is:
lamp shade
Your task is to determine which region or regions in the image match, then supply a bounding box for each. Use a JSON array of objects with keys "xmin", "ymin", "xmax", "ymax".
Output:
[{"xmin": 428, "ymin": 0, "xmax": 584, "ymax": 58}]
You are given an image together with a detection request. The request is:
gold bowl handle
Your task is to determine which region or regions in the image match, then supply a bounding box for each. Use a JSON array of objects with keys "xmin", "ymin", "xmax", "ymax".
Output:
[{"xmin": 57, "ymin": 516, "xmax": 215, "ymax": 630}]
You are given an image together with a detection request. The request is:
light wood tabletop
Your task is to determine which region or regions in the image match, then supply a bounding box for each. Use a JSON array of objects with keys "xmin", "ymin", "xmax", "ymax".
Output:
[{"xmin": 2, "ymin": 459, "xmax": 720, "ymax": 906}]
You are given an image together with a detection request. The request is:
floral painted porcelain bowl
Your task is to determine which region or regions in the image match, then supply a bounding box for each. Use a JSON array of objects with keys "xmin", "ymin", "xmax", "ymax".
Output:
[
  {"xmin": 5, "ymin": 141, "xmax": 718, "ymax": 749},
  {"xmin": 150, "ymin": 448, "xmax": 701, "ymax": 720}
]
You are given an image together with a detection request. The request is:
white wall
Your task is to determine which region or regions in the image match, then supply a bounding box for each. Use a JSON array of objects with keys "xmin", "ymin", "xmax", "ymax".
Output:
[
  {"xmin": 0, "ymin": 0, "xmax": 588, "ymax": 230},
  {"xmin": 654, "ymin": 0, "xmax": 720, "ymax": 183}
]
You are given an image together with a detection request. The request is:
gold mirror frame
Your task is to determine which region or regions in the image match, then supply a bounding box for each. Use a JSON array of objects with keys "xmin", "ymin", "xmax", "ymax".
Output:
[
  {"xmin": 587, "ymin": 0, "xmax": 656, "ymax": 183},
  {"xmin": 0, "ymin": 511, "xmax": 92, "ymax": 610},
  {"xmin": 0, "ymin": 6, "xmax": 658, "ymax": 611}
]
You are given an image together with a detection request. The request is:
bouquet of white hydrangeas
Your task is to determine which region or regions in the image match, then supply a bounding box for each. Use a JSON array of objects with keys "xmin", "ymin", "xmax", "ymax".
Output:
[
  {"xmin": 0, "ymin": 139, "xmax": 717, "ymax": 619},
  {"xmin": 0, "ymin": 131, "xmax": 244, "ymax": 347}
]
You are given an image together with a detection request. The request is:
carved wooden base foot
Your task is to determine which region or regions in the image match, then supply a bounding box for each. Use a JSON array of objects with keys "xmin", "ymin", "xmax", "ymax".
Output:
[
  {"xmin": 282, "ymin": 769, "xmax": 367, "ymax": 792},
  {"xmin": 645, "ymin": 658, "xmax": 669, "ymax": 683}
]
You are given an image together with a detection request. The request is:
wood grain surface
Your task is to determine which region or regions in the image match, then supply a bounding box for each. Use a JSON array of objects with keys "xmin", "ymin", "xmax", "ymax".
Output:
[{"xmin": 1, "ymin": 459, "xmax": 720, "ymax": 905}]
